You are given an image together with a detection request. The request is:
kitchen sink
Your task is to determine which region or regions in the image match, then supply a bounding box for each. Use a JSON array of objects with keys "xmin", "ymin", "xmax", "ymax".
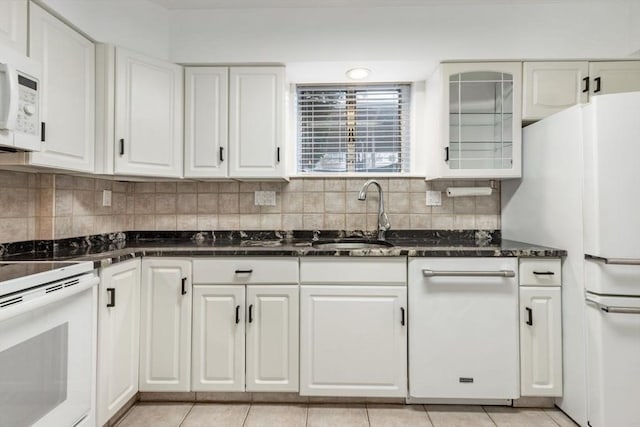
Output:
[{"xmin": 311, "ymin": 239, "xmax": 394, "ymax": 250}]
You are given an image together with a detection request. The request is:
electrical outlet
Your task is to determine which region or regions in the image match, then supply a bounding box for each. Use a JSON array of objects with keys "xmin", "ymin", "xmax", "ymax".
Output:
[
  {"xmin": 102, "ymin": 190, "xmax": 112, "ymax": 207},
  {"xmin": 426, "ymin": 190, "xmax": 442, "ymax": 206}
]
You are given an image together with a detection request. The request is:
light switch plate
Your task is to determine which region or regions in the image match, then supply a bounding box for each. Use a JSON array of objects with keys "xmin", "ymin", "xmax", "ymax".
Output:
[
  {"xmin": 254, "ymin": 191, "xmax": 276, "ymax": 206},
  {"xmin": 102, "ymin": 190, "xmax": 112, "ymax": 207},
  {"xmin": 426, "ymin": 190, "xmax": 442, "ymax": 206}
]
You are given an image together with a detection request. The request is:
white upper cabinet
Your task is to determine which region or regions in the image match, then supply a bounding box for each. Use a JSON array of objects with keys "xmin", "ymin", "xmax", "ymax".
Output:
[
  {"xmin": 523, "ymin": 62, "xmax": 589, "ymax": 121},
  {"xmin": 184, "ymin": 67, "xmax": 229, "ymax": 178},
  {"xmin": 28, "ymin": 3, "xmax": 95, "ymax": 172},
  {"xmin": 0, "ymin": 0, "xmax": 27, "ymax": 54},
  {"xmin": 588, "ymin": 61, "xmax": 640, "ymax": 97},
  {"xmin": 229, "ymin": 67, "xmax": 285, "ymax": 179},
  {"xmin": 114, "ymin": 47, "xmax": 183, "ymax": 177},
  {"xmin": 425, "ymin": 62, "xmax": 522, "ymax": 180}
]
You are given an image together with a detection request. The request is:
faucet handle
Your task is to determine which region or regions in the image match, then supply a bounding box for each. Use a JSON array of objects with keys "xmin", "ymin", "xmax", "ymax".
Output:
[{"xmin": 379, "ymin": 212, "xmax": 391, "ymax": 231}]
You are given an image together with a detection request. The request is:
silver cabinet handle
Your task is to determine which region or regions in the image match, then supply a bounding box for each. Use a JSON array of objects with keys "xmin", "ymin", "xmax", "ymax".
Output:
[
  {"xmin": 585, "ymin": 254, "xmax": 640, "ymax": 265},
  {"xmin": 422, "ymin": 269, "xmax": 515, "ymax": 278},
  {"xmin": 586, "ymin": 297, "xmax": 640, "ymax": 314}
]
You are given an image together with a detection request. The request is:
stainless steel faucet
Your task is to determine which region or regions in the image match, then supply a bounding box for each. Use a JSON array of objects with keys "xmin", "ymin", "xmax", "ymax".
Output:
[{"xmin": 357, "ymin": 179, "xmax": 391, "ymax": 241}]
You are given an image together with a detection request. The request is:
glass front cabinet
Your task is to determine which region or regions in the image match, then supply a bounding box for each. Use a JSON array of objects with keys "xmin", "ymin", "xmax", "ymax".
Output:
[{"xmin": 425, "ymin": 62, "xmax": 522, "ymax": 179}]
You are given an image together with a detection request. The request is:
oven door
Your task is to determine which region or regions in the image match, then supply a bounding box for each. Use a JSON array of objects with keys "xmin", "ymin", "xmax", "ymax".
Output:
[{"xmin": 0, "ymin": 275, "xmax": 98, "ymax": 427}]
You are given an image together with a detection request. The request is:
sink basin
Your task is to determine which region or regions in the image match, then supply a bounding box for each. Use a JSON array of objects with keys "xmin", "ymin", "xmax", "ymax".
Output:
[{"xmin": 311, "ymin": 239, "xmax": 394, "ymax": 250}]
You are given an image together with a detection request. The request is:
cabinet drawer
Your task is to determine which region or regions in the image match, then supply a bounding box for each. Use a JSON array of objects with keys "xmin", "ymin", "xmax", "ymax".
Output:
[
  {"xmin": 519, "ymin": 258, "xmax": 561, "ymax": 286},
  {"xmin": 193, "ymin": 258, "xmax": 298, "ymax": 284},
  {"xmin": 300, "ymin": 258, "xmax": 406, "ymax": 285}
]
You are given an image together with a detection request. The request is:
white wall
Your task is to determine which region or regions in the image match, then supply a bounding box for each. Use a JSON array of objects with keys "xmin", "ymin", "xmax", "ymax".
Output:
[
  {"xmin": 169, "ymin": 1, "xmax": 640, "ymax": 82},
  {"xmin": 39, "ymin": 0, "xmax": 171, "ymax": 60}
]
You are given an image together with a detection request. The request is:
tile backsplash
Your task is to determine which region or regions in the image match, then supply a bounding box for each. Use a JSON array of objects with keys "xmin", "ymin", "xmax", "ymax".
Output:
[{"xmin": 0, "ymin": 171, "xmax": 501, "ymax": 243}]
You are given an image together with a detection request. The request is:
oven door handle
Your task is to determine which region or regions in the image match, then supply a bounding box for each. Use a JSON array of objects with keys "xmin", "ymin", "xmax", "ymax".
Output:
[{"xmin": 0, "ymin": 276, "xmax": 99, "ymax": 323}]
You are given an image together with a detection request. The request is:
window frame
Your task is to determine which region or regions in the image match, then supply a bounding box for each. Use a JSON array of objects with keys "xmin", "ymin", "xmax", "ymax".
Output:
[{"xmin": 291, "ymin": 82, "xmax": 420, "ymax": 178}]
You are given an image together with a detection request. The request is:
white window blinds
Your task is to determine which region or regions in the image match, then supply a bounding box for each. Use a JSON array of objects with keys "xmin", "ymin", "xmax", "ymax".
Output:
[{"xmin": 297, "ymin": 83, "xmax": 411, "ymax": 173}]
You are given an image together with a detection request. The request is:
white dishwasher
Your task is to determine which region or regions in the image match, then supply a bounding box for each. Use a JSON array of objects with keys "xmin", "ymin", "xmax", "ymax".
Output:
[{"xmin": 408, "ymin": 257, "xmax": 519, "ymax": 401}]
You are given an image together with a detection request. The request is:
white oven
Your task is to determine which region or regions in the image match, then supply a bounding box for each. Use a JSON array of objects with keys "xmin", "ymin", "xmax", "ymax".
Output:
[
  {"xmin": 0, "ymin": 262, "xmax": 98, "ymax": 427},
  {"xmin": 0, "ymin": 45, "xmax": 42, "ymax": 152}
]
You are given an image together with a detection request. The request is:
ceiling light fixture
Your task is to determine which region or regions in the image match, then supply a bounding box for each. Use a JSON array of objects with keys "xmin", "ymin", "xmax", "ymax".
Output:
[{"xmin": 346, "ymin": 68, "xmax": 371, "ymax": 80}]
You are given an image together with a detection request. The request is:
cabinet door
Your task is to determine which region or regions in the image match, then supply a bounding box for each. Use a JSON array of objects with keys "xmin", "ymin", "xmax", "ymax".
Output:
[
  {"xmin": 246, "ymin": 285, "xmax": 299, "ymax": 392},
  {"xmin": 300, "ymin": 285, "xmax": 407, "ymax": 397},
  {"xmin": 520, "ymin": 286, "xmax": 562, "ymax": 397},
  {"xmin": 522, "ymin": 62, "xmax": 589, "ymax": 121},
  {"xmin": 97, "ymin": 259, "xmax": 141, "ymax": 426},
  {"xmin": 437, "ymin": 62, "xmax": 522, "ymax": 179},
  {"xmin": 0, "ymin": 0, "xmax": 27, "ymax": 54},
  {"xmin": 29, "ymin": 3, "xmax": 95, "ymax": 172},
  {"xmin": 184, "ymin": 67, "xmax": 229, "ymax": 178},
  {"xmin": 229, "ymin": 67, "xmax": 285, "ymax": 178},
  {"xmin": 115, "ymin": 48, "xmax": 183, "ymax": 177},
  {"xmin": 589, "ymin": 61, "xmax": 640, "ymax": 96},
  {"xmin": 191, "ymin": 285, "xmax": 245, "ymax": 392},
  {"xmin": 139, "ymin": 259, "xmax": 191, "ymax": 391}
]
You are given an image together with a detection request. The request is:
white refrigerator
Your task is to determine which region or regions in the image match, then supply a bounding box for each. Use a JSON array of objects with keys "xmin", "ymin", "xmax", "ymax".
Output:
[{"xmin": 502, "ymin": 91, "xmax": 640, "ymax": 427}]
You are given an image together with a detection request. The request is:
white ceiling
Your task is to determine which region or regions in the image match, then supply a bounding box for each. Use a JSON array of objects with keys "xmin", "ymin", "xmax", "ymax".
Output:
[{"xmin": 149, "ymin": 0, "xmax": 597, "ymax": 9}]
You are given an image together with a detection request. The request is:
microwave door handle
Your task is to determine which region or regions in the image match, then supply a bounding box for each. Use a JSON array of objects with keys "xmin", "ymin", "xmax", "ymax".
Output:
[{"xmin": 0, "ymin": 64, "xmax": 19, "ymax": 130}]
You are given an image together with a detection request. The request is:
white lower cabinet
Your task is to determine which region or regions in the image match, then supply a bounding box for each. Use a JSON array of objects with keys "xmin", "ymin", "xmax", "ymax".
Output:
[
  {"xmin": 300, "ymin": 285, "xmax": 407, "ymax": 397},
  {"xmin": 97, "ymin": 259, "xmax": 141, "ymax": 426},
  {"xmin": 519, "ymin": 286, "xmax": 563, "ymax": 396},
  {"xmin": 191, "ymin": 285, "xmax": 245, "ymax": 391},
  {"xmin": 191, "ymin": 258, "xmax": 299, "ymax": 392},
  {"xmin": 139, "ymin": 258, "xmax": 192, "ymax": 392}
]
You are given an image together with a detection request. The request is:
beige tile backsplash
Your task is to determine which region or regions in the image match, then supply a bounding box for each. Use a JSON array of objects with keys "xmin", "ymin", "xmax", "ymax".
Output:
[{"xmin": 0, "ymin": 172, "xmax": 501, "ymax": 244}]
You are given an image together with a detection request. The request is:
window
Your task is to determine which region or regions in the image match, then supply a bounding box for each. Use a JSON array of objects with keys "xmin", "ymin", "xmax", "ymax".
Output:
[{"xmin": 296, "ymin": 83, "xmax": 411, "ymax": 174}]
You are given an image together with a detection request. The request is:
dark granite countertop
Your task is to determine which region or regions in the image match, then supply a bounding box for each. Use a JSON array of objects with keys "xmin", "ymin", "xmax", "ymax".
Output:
[{"xmin": 0, "ymin": 230, "xmax": 567, "ymax": 269}]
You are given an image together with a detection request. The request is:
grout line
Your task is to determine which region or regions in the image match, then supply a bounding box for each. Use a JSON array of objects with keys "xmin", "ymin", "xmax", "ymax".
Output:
[
  {"xmin": 365, "ymin": 403, "xmax": 371, "ymax": 427},
  {"xmin": 304, "ymin": 403, "xmax": 309, "ymax": 427},
  {"xmin": 481, "ymin": 406, "xmax": 499, "ymax": 427},
  {"xmin": 241, "ymin": 403, "xmax": 251, "ymax": 427},
  {"xmin": 177, "ymin": 402, "xmax": 195, "ymax": 427},
  {"xmin": 542, "ymin": 408, "xmax": 565, "ymax": 427},
  {"xmin": 422, "ymin": 404, "xmax": 435, "ymax": 427}
]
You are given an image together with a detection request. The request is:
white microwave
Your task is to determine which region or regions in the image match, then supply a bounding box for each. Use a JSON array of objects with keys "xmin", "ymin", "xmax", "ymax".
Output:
[{"xmin": 0, "ymin": 46, "xmax": 42, "ymax": 152}]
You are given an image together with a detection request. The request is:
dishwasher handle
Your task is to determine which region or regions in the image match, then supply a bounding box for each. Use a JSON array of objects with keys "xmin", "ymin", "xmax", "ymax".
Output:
[{"xmin": 422, "ymin": 269, "xmax": 516, "ymax": 278}]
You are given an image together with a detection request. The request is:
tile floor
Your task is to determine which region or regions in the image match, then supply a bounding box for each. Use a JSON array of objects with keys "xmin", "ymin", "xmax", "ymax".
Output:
[{"xmin": 116, "ymin": 403, "xmax": 579, "ymax": 427}]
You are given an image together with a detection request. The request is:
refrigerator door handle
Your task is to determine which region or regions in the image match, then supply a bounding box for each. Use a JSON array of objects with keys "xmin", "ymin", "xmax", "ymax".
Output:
[
  {"xmin": 586, "ymin": 297, "xmax": 640, "ymax": 314},
  {"xmin": 585, "ymin": 254, "xmax": 640, "ymax": 266}
]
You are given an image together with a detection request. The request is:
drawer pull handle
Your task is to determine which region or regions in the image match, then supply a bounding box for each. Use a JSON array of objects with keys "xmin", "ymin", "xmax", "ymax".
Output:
[
  {"xmin": 422, "ymin": 269, "xmax": 515, "ymax": 278},
  {"xmin": 106, "ymin": 288, "xmax": 116, "ymax": 307},
  {"xmin": 400, "ymin": 307, "xmax": 405, "ymax": 326},
  {"xmin": 248, "ymin": 304, "xmax": 254, "ymax": 323},
  {"xmin": 235, "ymin": 269, "xmax": 253, "ymax": 274},
  {"xmin": 594, "ymin": 77, "xmax": 601, "ymax": 93},
  {"xmin": 582, "ymin": 76, "xmax": 589, "ymax": 93},
  {"xmin": 181, "ymin": 277, "xmax": 187, "ymax": 295},
  {"xmin": 532, "ymin": 271, "xmax": 555, "ymax": 276},
  {"xmin": 235, "ymin": 305, "xmax": 240, "ymax": 324},
  {"xmin": 525, "ymin": 307, "xmax": 533, "ymax": 326}
]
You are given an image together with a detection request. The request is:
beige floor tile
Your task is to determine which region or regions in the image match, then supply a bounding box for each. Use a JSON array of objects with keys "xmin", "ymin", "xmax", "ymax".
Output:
[
  {"xmin": 425, "ymin": 405, "xmax": 495, "ymax": 427},
  {"xmin": 544, "ymin": 409, "xmax": 579, "ymax": 427},
  {"xmin": 115, "ymin": 403, "xmax": 192, "ymax": 427},
  {"xmin": 180, "ymin": 404, "xmax": 250, "ymax": 427},
  {"xmin": 367, "ymin": 404, "xmax": 433, "ymax": 427},
  {"xmin": 307, "ymin": 404, "xmax": 369, "ymax": 427},
  {"xmin": 244, "ymin": 404, "xmax": 307, "ymax": 427},
  {"xmin": 484, "ymin": 407, "xmax": 557, "ymax": 427}
]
